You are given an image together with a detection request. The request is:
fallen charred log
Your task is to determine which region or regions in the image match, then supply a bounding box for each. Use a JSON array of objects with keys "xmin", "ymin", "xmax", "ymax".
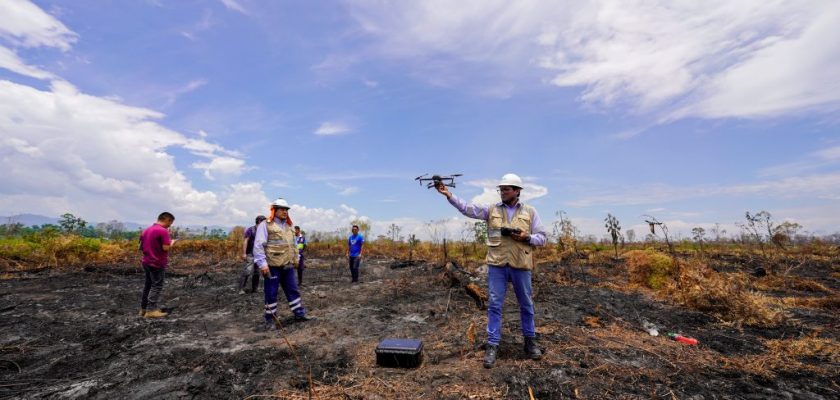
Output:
[{"xmin": 442, "ymin": 261, "xmax": 487, "ymax": 310}]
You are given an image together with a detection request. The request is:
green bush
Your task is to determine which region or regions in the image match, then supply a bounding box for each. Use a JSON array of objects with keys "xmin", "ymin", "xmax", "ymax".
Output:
[{"xmin": 0, "ymin": 237, "xmax": 41, "ymax": 260}]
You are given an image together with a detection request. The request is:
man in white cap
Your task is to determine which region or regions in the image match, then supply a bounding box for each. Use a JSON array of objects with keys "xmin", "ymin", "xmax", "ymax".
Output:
[
  {"xmin": 253, "ymin": 198, "xmax": 313, "ymax": 330},
  {"xmin": 436, "ymin": 173, "xmax": 546, "ymax": 368}
]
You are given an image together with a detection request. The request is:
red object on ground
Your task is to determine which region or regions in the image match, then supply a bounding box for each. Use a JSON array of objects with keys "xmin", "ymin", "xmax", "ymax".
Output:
[{"xmin": 670, "ymin": 334, "xmax": 699, "ymax": 345}]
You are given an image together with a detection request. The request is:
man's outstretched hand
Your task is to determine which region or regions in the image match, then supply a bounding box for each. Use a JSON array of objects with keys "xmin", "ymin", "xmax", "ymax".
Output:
[{"xmin": 435, "ymin": 182, "xmax": 452, "ymax": 199}]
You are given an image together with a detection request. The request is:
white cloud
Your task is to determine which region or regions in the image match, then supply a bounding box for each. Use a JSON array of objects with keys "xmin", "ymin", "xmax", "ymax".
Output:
[
  {"xmin": 289, "ymin": 203, "xmax": 365, "ymax": 233},
  {"xmin": 221, "ymin": 182, "xmax": 270, "ymax": 220},
  {"xmin": 314, "ymin": 121, "xmax": 351, "ymax": 136},
  {"xmin": 191, "ymin": 156, "xmax": 248, "ymax": 180},
  {"xmin": 338, "ymin": 186, "xmax": 359, "ymax": 196},
  {"xmin": 0, "ymin": 78, "xmax": 260, "ymax": 223},
  {"xmin": 162, "ymin": 79, "xmax": 207, "ymax": 108},
  {"xmin": 0, "ymin": 0, "xmax": 76, "ymax": 51},
  {"xmin": 466, "ymin": 179, "xmax": 549, "ymax": 206},
  {"xmin": 682, "ymin": 4, "xmax": 840, "ymax": 119},
  {"xmin": 0, "ymin": 45, "xmax": 54, "ymax": 79},
  {"xmin": 326, "ymin": 182, "xmax": 360, "ymax": 196},
  {"xmin": 363, "ymin": 79, "xmax": 379, "ymax": 88},
  {"xmin": 344, "ymin": 0, "xmax": 840, "ymax": 120},
  {"xmin": 219, "ymin": 0, "xmax": 249, "ymax": 15}
]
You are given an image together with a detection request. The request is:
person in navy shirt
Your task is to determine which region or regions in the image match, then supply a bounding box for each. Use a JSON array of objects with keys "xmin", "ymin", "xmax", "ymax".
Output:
[{"xmin": 346, "ymin": 225, "xmax": 365, "ymax": 283}]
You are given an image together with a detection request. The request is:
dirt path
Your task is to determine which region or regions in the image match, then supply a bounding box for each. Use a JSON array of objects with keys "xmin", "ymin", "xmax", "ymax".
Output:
[{"xmin": 1, "ymin": 259, "xmax": 837, "ymax": 399}]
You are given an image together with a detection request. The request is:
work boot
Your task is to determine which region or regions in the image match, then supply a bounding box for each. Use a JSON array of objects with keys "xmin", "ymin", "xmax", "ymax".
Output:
[
  {"xmin": 483, "ymin": 344, "xmax": 498, "ymax": 369},
  {"xmin": 524, "ymin": 337, "xmax": 542, "ymax": 360},
  {"xmin": 138, "ymin": 309, "xmax": 146, "ymax": 317},
  {"xmin": 144, "ymin": 309, "xmax": 168, "ymax": 318},
  {"xmin": 293, "ymin": 314, "xmax": 314, "ymax": 322}
]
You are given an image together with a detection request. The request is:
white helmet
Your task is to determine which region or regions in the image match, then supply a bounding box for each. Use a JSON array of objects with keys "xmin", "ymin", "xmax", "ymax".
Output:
[
  {"xmin": 271, "ymin": 198, "xmax": 291, "ymax": 209},
  {"xmin": 497, "ymin": 173, "xmax": 523, "ymax": 188}
]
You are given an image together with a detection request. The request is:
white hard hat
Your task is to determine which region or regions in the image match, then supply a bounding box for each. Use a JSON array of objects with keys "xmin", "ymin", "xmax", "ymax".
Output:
[
  {"xmin": 497, "ymin": 173, "xmax": 523, "ymax": 188},
  {"xmin": 271, "ymin": 198, "xmax": 291, "ymax": 209}
]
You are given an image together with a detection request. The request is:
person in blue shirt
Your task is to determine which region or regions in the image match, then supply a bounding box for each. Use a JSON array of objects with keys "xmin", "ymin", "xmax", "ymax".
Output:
[{"xmin": 346, "ymin": 225, "xmax": 365, "ymax": 283}]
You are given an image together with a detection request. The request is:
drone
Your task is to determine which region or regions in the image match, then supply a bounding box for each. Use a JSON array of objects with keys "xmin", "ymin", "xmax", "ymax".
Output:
[{"xmin": 415, "ymin": 173, "xmax": 462, "ymax": 189}]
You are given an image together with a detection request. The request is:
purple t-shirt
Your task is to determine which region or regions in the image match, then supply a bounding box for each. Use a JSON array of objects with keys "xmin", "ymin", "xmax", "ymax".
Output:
[
  {"xmin": 244, "ymin": 226, "xmax": 257, "ymax": 256},
  {"xmin": 140, "ymin": 223, "xmax": 172, "ymax": 268}
]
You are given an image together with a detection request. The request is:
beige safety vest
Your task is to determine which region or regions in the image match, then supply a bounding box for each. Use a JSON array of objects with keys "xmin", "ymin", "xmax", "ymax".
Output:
[
  {"xmin": 486, "ymin": 202, "xmax": 535, "ymax": 270},
  {"xmin": 265, "ymin": 220, "xmax": 297, "ymax": 267}
]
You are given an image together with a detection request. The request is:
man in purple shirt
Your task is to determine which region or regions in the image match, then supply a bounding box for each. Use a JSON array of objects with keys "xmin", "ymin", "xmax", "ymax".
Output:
[
  {"xmin": 139, "ymin": 212, "xmax": 177, "ymax": 318},
  {"xmin": 238, "ymin": 215, "xmax": 266, "ymax": 294},
  {"xmin": 436, "ymin": 173, "xmax": 546, "ymax": 368}
]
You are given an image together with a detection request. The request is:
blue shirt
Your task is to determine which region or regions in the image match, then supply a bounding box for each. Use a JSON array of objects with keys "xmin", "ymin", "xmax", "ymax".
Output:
[{"xmin": 348, "ymin": 233, "xmax": 364, "ymax": 257}]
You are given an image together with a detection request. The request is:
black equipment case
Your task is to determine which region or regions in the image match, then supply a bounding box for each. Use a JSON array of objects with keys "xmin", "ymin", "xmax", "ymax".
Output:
[{"xmin": 375, "ymin": 338, "xmax": 423, "ymax": 368}]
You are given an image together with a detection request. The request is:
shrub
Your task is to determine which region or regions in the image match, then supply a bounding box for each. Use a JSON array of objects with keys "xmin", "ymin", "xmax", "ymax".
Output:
[
  {"xmin": 625, "ymin": 249, "xmax": 673, "ymax": 289},
  {"xmin": 0, "ymin": 237, "xmax": 41, "ymax": 260}
]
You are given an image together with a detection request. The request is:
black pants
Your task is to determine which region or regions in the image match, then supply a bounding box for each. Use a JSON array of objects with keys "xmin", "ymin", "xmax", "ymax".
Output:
[
  {"xmin": 349, "ymin": 256, "xmax": 361, "ymax": 282},
  {"xmin": 140, "ymin": 264, "xmax": 166, "ymax": 310},
  {"xmin": 297, "ymin": 253, "xmax": 305, "ymax": 285}
]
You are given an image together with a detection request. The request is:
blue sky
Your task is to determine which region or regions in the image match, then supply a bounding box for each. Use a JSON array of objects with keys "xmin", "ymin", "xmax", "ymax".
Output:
[{"xmin": 1, "ymin": 0, "xmax": 839, "ymax": 239}]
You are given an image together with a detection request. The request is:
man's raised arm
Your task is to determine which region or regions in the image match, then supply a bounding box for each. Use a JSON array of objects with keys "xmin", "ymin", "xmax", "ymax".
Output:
[{"xmin": 436, "ymin": 184, "xmax": 490, "ymax": 221}]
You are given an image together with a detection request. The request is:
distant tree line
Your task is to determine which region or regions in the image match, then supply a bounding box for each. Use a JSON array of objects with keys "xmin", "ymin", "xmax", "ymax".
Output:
[{"xmin": 1, "ymin": 213, "xmax": 229, "ymax": 241}]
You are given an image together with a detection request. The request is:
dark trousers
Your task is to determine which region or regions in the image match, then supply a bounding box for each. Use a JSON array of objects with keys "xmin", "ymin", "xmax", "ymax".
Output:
[
  {"xmin": 297, "ymin": 253, "xmax": 305, "ymax": 285},
  {"xmin": 238, "ymin": 256, "xmax": 260, "ymax": 292},
  {"xmin": 140, "ymin": 264, "xmax": 166, "ymax": 310},
  {"xmin": 348, "ymin": 256, "xmax": 361, "ymax": 282},
  {"xmin": 264, "ymin": 266, "xmax": 305, "ymax": 322}
]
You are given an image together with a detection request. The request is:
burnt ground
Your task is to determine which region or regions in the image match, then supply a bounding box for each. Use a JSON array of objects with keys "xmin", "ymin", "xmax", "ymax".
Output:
[{"xmin": 0, "ymin": 258, "xmax": 837, "ymax": 399}]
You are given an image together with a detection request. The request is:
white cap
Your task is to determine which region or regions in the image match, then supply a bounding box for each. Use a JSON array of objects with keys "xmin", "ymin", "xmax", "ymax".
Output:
[
  {"xmin": 497, "ymin": 173, "xmax": 523, "ymax": 188},
  {"xmin": 271, "ymin": 198, "xmax": 291, "ymax": 209}
]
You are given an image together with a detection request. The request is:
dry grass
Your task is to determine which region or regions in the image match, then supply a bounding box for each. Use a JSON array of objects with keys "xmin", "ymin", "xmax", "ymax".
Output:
[
  {"xmin": 721, "ymin": 337, "xmax": 840, "ymax": 380},
  {"xmin": 665, "ymin": 262, "xmax": 784, "ymax": 326},
  {"xmin": 754, "ymin": 275, "xmax": 832, "ymax": 293},
  {"xmin": 784, "ymin": 295, "xmax": 840, "ymax": 310},
  {"xmin": 765, "ymin": 337, "xmax": 840, "ymax": 363},
  {"xmin": 624, "ymin": 249, "xmax": 673, "ymax": 289}
]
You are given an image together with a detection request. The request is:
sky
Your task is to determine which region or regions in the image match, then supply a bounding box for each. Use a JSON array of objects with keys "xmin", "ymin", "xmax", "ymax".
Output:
[{"xmin": 1, "ymin": 0, "xmax": 839, "ymax": 240}]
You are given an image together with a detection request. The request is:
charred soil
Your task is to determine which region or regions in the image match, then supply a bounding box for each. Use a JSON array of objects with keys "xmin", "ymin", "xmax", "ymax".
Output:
[{"xmin": 1, "ymin": 257, "xmax": 837, "ymax": 399}]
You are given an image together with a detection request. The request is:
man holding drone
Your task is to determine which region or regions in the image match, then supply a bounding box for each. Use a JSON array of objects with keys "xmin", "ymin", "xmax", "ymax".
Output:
[{"xmin": 435, "ymin": 173, "xmax": 547, "ymax": 368}]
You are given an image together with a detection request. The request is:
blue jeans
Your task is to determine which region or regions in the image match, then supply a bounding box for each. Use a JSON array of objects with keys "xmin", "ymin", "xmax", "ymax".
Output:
[
  {"xmin": 349, "ymin": 256, "xmax": 361, "ymax": 282},
  {"xmin": 263, "ymin": 265, "xmax": 305, "ymax": 322},
  {"xmin": 486, "ymin": 265, "xmax": 536, "ymax": 346}
]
